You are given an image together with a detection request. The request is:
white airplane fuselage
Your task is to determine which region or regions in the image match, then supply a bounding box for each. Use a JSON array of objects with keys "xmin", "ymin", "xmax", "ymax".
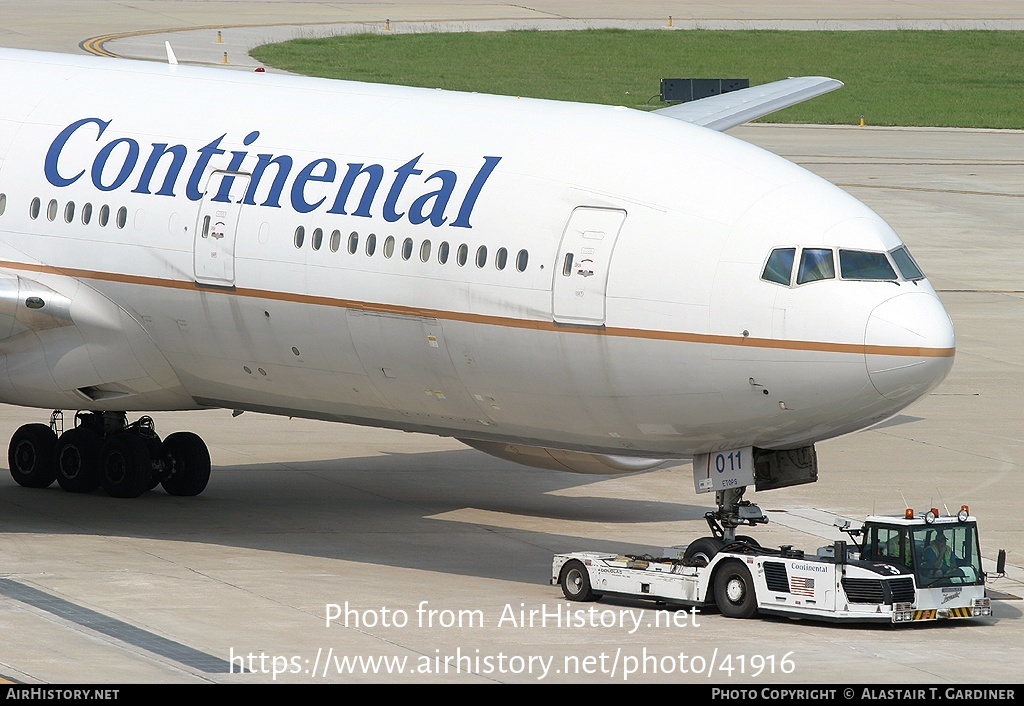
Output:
[{"xmin": 0, "ymin": 48, "xmax": 954, "ymax": 473}]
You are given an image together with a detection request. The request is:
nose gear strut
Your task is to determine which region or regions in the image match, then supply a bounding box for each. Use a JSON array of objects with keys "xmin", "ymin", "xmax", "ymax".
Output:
[{"xmin": 707, "ymin": 487, "xmax": 768, "ymax": 542}]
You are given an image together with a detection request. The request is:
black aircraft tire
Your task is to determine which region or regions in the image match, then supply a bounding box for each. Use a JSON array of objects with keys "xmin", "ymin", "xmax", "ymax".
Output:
[
  {"xmin": 8, "ymin": 424, "xmax": 57, "ymax": 488},
  {"xmin": 160, "ymin": 432, "xmax": 211, "ymax": 497},
  {"xmin": 714, "ymin": 560, "xmax": 758, "ymax": 619},
  {"xmin": 100, "ymin": 434, "xmax": 152, "ymax": 499},
  {"xmin": 146, "ymin": 435, "xmax": 163, "ymax": 490},
  {"xmin": 683, "ymin": 537, "xmax": 725, "ymax": 567},
  {"xmin": 55, "ymin": 426, "xmax": 103, "ymax": 493},
  {"xmin": 560, "ymin": 560, "xmax": 596, "ymax": 602},
  {"xmin": 142, "ymin": 432, "xmax": 162, "ymax": 490}
]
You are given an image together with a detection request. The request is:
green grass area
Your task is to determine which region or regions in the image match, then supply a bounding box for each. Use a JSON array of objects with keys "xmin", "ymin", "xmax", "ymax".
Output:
[{"xmin": 250, "ymin": 29, "xmax": 1024, "ymax": 129}]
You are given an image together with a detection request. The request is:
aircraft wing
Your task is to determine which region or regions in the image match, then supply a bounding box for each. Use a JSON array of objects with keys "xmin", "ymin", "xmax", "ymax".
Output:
[{"xmin": 652, "ymin": 76, "xmax": 843, "ymax": 131}]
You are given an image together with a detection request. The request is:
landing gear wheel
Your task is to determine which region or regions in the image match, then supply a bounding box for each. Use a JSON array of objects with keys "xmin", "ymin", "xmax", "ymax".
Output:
[
  {"xmin": 8, "ymin": 424, "xmax": 56, "ymax": 488},
  {"xmin": 714, "ymin": 560, "xmax": 758, "ymax": 619},
  {"xmin": 683, "ymin": 537, "xmax": 725, "ymax": 567},
  {"xmin": 55, "ymin": 426, "xmax": 103, "ymax": 493},
  {"xmin": 159, "ymin": 432, "xmax": 211, "ymax": 497},
  {"xmin": 144, "ymin": 433, "xmax": 163, "ymax": 491},
  {"xmin": 100, "ymin": 434, "xmax": 152, "ymax": 499},
  {"xmin": 734, "ymin": 535, "xmax": 761, "ymax": 549},
  {"xmin": 560, "ymin": 560, "xmax": 597, "ymax": 602}
]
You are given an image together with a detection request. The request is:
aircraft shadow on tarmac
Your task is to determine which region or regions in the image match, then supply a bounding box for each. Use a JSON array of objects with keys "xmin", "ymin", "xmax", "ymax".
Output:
[
  {"xmin": 0, "ymin": 448, "xmax": 708, "ymax": 584},
  {"xmin": 865, "ymin": 414, "xmax": 925, "ymax": 431}
]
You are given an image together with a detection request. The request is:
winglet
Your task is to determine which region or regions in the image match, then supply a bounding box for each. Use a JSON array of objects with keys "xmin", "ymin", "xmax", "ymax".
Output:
[
  {"xmin": 165, "ymin": 41, "xmax": 179, "ymax": 66},
  {"xmin": 653, "ymin": 76, "xmax": 843, "ymax": 131}
]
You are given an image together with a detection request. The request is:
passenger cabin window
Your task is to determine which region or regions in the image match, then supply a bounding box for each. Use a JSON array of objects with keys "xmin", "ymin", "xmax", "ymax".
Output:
[
  {"xmin": 276, "ymin": 231, "xmax": 529, "ymax": 275},
  {"xmin": 81, "ymin": 203, "xmax": 93, "ymax": 224},
  {"xmin": 516, "ymin": 249, "xmax": 529, "ymax": 272},
  {"xmin": 29, "ymin": 197, "xmax": 40, "ymax": 220},
  {"xmin": 839, "ymin": 249, "xmax": 897, "ymax": 280},
  {"xmin": 797, "ymin": 248, "xmax": 835, "ymax": 284},
  {"xmin": 761, "ymin": 248, "xmax": 795, "ymax": 286},
  {"xmin": 891, "ymin": 245, "xmax": 924, "ymax": 280}
]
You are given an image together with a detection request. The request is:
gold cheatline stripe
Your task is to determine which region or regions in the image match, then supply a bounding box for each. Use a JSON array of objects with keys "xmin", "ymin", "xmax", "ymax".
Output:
[{"xmin": 0, "ymin": 259, "xmax": 954, "ymax": 359}]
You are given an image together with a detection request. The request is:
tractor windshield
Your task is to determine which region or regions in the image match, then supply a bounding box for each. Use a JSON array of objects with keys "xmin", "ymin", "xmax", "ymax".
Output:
[
  {"xmin": 910, "ymin": 523, "xmax": 983, "ymax": 588},
  {"xmin": 862, "ymin": 522, "xmax": 983, "ymax": 589}
]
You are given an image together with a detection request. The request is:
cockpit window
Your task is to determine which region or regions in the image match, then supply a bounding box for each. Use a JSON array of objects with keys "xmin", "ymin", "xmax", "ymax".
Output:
[
  {"xmin": 796, "ymin": 248, "xmax": 835, "ymax": 284},
  {"xmin": 839, "ymin": 250, "xmax": 897, "ymax": 281},
  {"xmin": 890, "ymin": 245, "xmax": 925, "ymax": 280},
  {"xmin": 761, "ymin": 248, "xmax": 795, "ymax": 286}
]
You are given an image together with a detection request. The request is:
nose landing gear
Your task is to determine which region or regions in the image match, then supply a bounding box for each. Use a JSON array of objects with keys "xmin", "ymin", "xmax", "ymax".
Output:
[{"xmin": 681, "ymin": 487, "xmax": 768, "ymax": 565}]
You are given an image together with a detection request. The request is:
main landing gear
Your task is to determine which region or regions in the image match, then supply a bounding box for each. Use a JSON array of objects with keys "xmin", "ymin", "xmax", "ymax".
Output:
[{"xmin": 8, "ymin": 411, "xmax": 210, "ymax": 498}]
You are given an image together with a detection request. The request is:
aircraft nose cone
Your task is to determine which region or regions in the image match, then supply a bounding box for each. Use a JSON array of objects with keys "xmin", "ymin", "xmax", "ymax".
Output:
[{"xmin": 865, "ymin": 292, "xmax": 955, "ymax": 402}]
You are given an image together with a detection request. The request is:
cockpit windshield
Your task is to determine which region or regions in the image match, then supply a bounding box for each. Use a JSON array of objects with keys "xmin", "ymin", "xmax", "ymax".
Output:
[
  {"xmin": 761, "ymin": 245, "xmax": 928, "ymax": 287},
  {"xmin": 762, "ymin": 248, "xmax": 795, "ymax": 285},
  {"xmin": 839, "ymin": 249, "xmax": 897, "ymax": 280},
  {"xmin": 796, "ymin": 248, "xmax": 834, "ymax": 284},
  {"xmin": 890, "ymin": 245, "xmax": 925, "ymax": 280}
]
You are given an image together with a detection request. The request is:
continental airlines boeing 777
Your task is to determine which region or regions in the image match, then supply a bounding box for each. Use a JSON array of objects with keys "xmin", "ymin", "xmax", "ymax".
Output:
[{"xmin": 0, "ymin": 48, "xmax": 953, "ymax": 538}]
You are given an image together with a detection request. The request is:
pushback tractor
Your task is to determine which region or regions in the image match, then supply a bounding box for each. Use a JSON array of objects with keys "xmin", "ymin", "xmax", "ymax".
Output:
[{"xmin": 553, "ymin": 448, "xmax": 1000, "ymax": 624}]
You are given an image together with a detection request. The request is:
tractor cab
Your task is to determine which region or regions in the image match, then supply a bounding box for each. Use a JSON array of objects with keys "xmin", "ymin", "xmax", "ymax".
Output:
[{"xmin": 856, "ymin": 506, "xmax": 984, "ymax": 589}]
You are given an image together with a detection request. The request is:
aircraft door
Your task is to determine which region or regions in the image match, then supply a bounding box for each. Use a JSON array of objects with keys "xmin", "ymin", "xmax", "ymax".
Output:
[
  {"xmin": 552, "ymin": 207, "xmax": 626, "ymax": 326},
  {"xmin": 193, "ymin": 170, "xmax": 250, "ymax": 287}
]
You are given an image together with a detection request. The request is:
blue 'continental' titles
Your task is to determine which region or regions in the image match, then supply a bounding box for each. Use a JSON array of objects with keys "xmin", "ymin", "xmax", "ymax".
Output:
[{"xmin": 43, "ymin": 117, "xmax": 501, "ymax": 229}]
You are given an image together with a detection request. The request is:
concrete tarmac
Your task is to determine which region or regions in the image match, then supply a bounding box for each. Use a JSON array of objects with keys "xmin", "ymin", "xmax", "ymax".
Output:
[{"xmin": 0, "ymin": 1, "xmax": 1022, "ymax": 685}]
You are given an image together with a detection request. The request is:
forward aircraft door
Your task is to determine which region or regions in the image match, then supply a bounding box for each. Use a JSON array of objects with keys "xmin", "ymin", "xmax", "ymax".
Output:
[
  {"xmin": 194, "ymin": 171, "xmax": 250, "ymax": 287},
  {"xmin": 552, "ymin": 207, "xmax": 626, "ymax": 326}
]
